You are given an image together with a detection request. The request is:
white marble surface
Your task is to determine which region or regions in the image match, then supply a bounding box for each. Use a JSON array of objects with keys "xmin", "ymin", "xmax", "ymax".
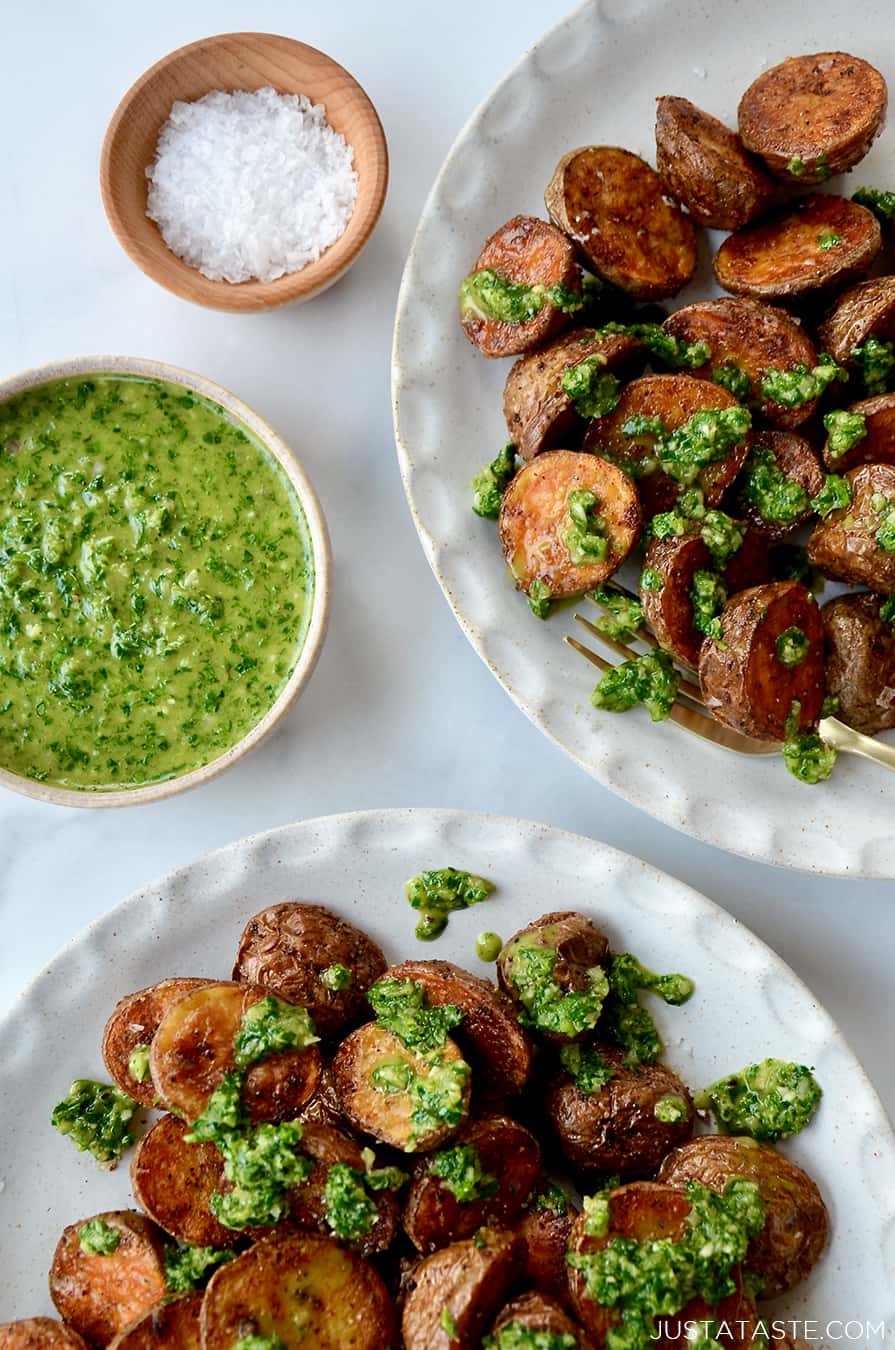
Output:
[{"xmin": 0, "ymin": 0, "xmax": 891, "ymax": 1120}]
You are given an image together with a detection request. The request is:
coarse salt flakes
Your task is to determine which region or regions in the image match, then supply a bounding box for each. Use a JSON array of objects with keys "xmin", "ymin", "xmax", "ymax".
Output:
[{"xmin": 146, "ymin": 86, "xmax": 358, "ymax": 284}]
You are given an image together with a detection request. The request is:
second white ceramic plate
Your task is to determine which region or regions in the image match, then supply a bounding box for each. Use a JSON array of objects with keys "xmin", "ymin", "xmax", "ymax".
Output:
[
  {"xmin": 392, "ymin": 0, "xmax": 895, "ymax": 876},
  {"xmin": 0, "ymin": 809, "xmax": 892, "ymax": 1330}
]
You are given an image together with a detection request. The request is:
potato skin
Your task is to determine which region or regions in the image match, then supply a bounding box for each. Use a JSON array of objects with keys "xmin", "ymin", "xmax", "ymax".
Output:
[
  {"xmin": 497, "ymin": 911, "xmax": 610, "ymax": 1045},
  {"xmin": 385, "ymin": 960, "xmax": 532, "ymax": 1099},
  {"xmin": 641, "ymin": 532, "xmax": 714, "ymax": 670},
  {"xmin": 491, "ymin": 1292, "xmax": 592, "ymax": 1349},
  {"xmin": 545, "ymin": 146, "xmax": 697, "ymax": 300},
  {"xmin": 401, "ymin": 1230, "xmax": 525, "ymax": 1350},
  {"xmin": 130, "ymin": 1113, "xmax": 251, "ymax": 1249},
  {"xmin": 808, "ymin": 463, "xmax": 895, "ymax": 591},
  {"xmin": 658, "ymin": 1134, "xmax": 829, "ymax": 1296},
  {"xmin": 232, "ymin": 902, "xmax": 387, "ymax": 1039},
  {"xmin": 699, "ymin": 581, "xmax": 826, "ymax": 740},
  {"xmin": 818, "ymin": 276, "xmax": 895, "ymax": 369},
  {"xmin": 714, "ymin": 195, "xmax": 882, "ymax": 300},
  {"xmin": 403, "ymin": 1111, "xmax": 541, "ymax": 1254},
  {"xmin": 545, "ymin": 1043, "xmax": 694, "ymax": 1178},
  {"xmin": 738, "ymin": 52, "xmax": 888, "ymax": 183},
  {"xmin": 287, "ymin": 1121, "xmax": 400, "ymax": 1257},
  {"xmin": 735, "ymin": 431, "xmax": 825, "ymax": 541},
  {"xmin": 102, "ymin": 978, "xmax": 212, "ymax": 1107},
  {"xmin": 498, "ymin": 451, "xmax": 642, "ymax": 600},
  {"xmin": 567, "ymin": 1183, "xmax": 757, "ymax": 1347},
  {"xmin": 0, "ymin": 1322, "xmax": 88, "ymax": 1350},
  {"xmin": 503, "ymin": 329, "xmax": 644, "ymax": 462},
  {"xmin": 201, "ymin": 1229, "xmax": 397, "ymax": 1350},
  {"xmin": 461, "ymin": 215, "xmax": 580, "ymax": 358},
  {"xmin": 822, "ymin": 592, "xmax": 895, "ymax": 734},
  {"xmin": 655, "ymin": 96, "xmax": 778, "ymax": 230},
  {"xmin": 106, "ymin": 1296, "xmax": 202, "ymax": 1350},
  {"xmin": 513, "ymin": 1201, "xmax": 576, "ymax": 1310},
  {"xmin": 149, "ymin": 981, "xmax": 321, "ymax": 1125},
  {"xmin": 821, "ymin": 392, "xmax": 895, "ymax": 473},
  {"xmin": 662, "ymin": 297, "xmax": 820, "ymax": 431},
  {"xmin": 583, "ymin": 374, "xmax": 750, "ymax": 519},
  {"xmin": 49, "ymin": 1211, "xmax": 168, "ymax": 1348},
  {"xmin": 331, "ymin": 1021, "xmax": 471, "ymax": 1153}
]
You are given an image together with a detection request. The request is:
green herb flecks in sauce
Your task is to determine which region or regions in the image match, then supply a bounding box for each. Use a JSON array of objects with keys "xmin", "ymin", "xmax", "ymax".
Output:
[
  {"xmin": 164, "ymin": 1243, "xmax": 236, "ymax": 1293},
  {"xmin": 823, "ymin": 410, "xmax": 867, "ymax": 459},
  {"xmin": 851, "ymin": 336, "xmax": 895, "ymax": 395},
  {"xmin": 640, "ymin": 567, "xmax": 663, "ymax": 593},
  {"xmin": 127, "ymin": 1044, "xmax": 151, "ymax": 1083},
  {"xmin": 759, "ymin": 355, "xmax": 845, "ymax": 409},
  {"xmin": 51, "ymin": 1079, "xmax": 137, "ymax": 1166},
  {"xmin": 405, "ymin": 867, "xmax": 495, "ymax": 942},
  {"xmin": 429, "ymin": 1143, "xmax": 499, "ymax": 1203},
  {"xmin": 441, "ymin": 1307, "xmax": 460, "ymax": 1340},
  {"xmin": 654, "ymin": 1095, "xmax": 688, "ymax": 1124},
  {"xmin": 783, "ymin": 702, "xmax": 837, "ymax": 785},
  {"xmin": 564, "ymin": 489, "xmax": 609, "ymax": 566},
  {"xmin": 368, "ymin": 978, "xmax": 464, "ymax": 1052},
  {"xmin": 872, "ymin": 492, "xmax": 895, "ymax": 551},
  {"xmin": 459, "ymin": 270, "xmax": 583, "ymax": 325},
  {"xmin": 475, "ymin": 931, "xmax": 503, "ymax": 962},
  {"xmin": 776, "ymin": 626, "xmax": 809, "ymax": 668},
  {"xmin": 582, "ymin": 1192, "xmax": 612, "ymax": 1238},
  {"xmin": 600, "ymin": 952, "xmax": 694, "ymax": 1068},
  {"xmin": 0, "ymin": 376, "xmax": 313, "ymax": 790},
  {"xmin": 235, "ymin": 1336, "xmax": 287, "ymax": 1350},
  {"xmin": 650, "ymin": 487, "xmax": 744, "ymax": 568},
  {"xmin": 323, "ymin": 1162, "xmax": 379, "ymax": 1240},
  {"xmin": 690, "ymin": 571, "xmax": 727, "ymax": 643},
  {"xmin": 506, "ymin": 927, "xmax": 609, "ymax": 1039},
  {"xmin": 561, "ymin": 357, "xmax": 621, "ymax": 420},
  {"xmin": 852, "ymin": 187, "xmax": 895, "ymax": 227},
  {"xmin": 609, "ymin": 953, "xmax": 694, "ymax": 1007},
  {"xmin": 591, "ymin": 649, "xmax": 680, "ymax": 723},
  {"xmin": 740, "ymin": 445, "xmax": 810, "ymax": 525},
  {"xmin": 78, "ymin": 1218, "xmax": 121, "ymax": 1255},
  {"xmin": 696, "ymin": 1058, "xmax": 822, "ymax": 1141},
  {"xmin": 185, "ymin": 1072, "xmax": 247, "ymax": 1144},
  {"xmin": 212, "ymin": 1120, "xmax": 313, "ymax": 1229},
  {"xmin": 559, "ymin": 1043, "xmax": 615, "ymax": 1094},
  {"xmin": 320, "ymin": 963, "xmax": 352, "ymax": 991},
  {"xmin": 621, "ymin": 406, "xmax": 751, "ymax": 488},
  {"xmin": 407, "ymin": 1056, "xmax": 471, "ymax": 1145},
  {"xmin": 881, "ymin": 596, "xmax": 895, "ymax": 624},
  {"xmin": 528, "ymin": 577, "xmax": 553, "ymax": 620},
  {"xmin": 591, "ymin": 587, "xmax": 643, "ymax": 640},
  {"xmin": 810, "ymin": 475, "xmax": 852, "ymax": 519},
  {"xmin": 483, "ymin": 1322, "xmax": 577, "ymax": 1350},
  {"xmin": 711, "ymin": 361, "xmax": 753, "ymax": 402},
  {"xmin": 359, "ymin": 1146, "xmax": 408, "ymax": 1192},
  {"xmin": 233, "ymin": 995, "xmax": 319, "ymax": 1070},
  {"xmin": 472, "ymin": 443, "xmax": 518, "ymax": 520},
  {"xmin": 594, "ymin": 323, "xmax": 711, "ymax": 370},
  {"xmin": 817, "ymin": 231, "xmax": 843, "ymax": 250},
  {"xmin": 532, "ymin": 1183, "xmax": 570, "ymax": 1215}
]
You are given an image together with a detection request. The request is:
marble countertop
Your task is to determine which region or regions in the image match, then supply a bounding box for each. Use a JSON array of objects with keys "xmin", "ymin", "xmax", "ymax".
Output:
[{"xmin": 1, "ymin": 0, "xmax": 892, "ymax": 1121}]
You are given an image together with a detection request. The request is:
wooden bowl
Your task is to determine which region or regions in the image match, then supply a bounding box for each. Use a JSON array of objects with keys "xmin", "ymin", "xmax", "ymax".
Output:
[
  {"xmin": 0, "ymin": 355, "xmax": 331, "ymax": 808},
  {"xmin": 100, "ymin": 33, "xmax": 388, "ymax": 311}
]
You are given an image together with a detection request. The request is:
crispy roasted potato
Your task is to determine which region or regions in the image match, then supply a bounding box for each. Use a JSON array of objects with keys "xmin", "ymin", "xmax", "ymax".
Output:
[
  {"xmin": 567, "ymin": 1183, "xmax": 758, "ymax": 1348},
  {"xmin": 149, "ymin": 981, "xmax": 321, "ymax": 1125},
  {"xmin": 497, "ymin": 912, "xmax": 610, "ymax": 1045},
  {"xmin": 545, "ymin": 146, "xmax": 697, "ymax": 299},
  {"xmin": 402, "ymin": 1229, "xmax": 525, "ymax": 1350},
  {"xmin": 583, "ymin": 374, "xmax": 751, "ymax": 519},
  {"xmin": 818, "ymin": 276, "xmax": 895, "ymax": 370},
  {"xmin": 503, "ymin": 329, "xmax": 644, "ymax": 462},
  {"xmin": 232, "ymin": 902, "xmax": 387, "ymax": 1039},
  {"xmin": 808, "ymin": 463, "xmax": 895, "ymax": 591},
  {"xmin": 201, "ymin": 1230, "xmax": 396, "ymax": 1350},
  {"xmin": 331, "ymin": 1021, "xmax": 471, "ymax": 1153},
  {"xmin": 102, "ymin": 978, "xmax": 212, "ymax": 1107},
  {"xmin": 299, "ymin": 1063, "xmax": 348, "ymax": 1130},
  {"xmin": 662, "ymin": 297, "xmax": 820, "ymax": 430},
  {"xmin": 498, "ymin": 451, "xmax": 642, "ymax": 601},
  {"xmin": 385, "ymin": 960, "xmax": 532, "ymax": 1099},
  {"xmin": 700, "ymin": 581, "xmax": 826, "ymax": 739},
  {"xmin": 655, "ymin": 96, "xmax": 778, "ymax": 230},
  {"xmin": 738, "ymin": 52, "xmax": 888, "ymax": 183},
  {"xmin": 106, "ymin": 1296, "xmax": 202, "ymax": 1350},
  {"xmin": 288, "ymin": 1121, "xmax": 400, "ymax": 1256},
  {"xmin": 403, "ymin": 1111, "xmax": 541, "ymax": 1253},
  {"xmin": 721, "ymin": 527, "xmax": 772, "ymax": 595},
  {"xmin": 545, "ymin": 1043, "xmax": 694, "ymax": 1177},
  {"xmin": 491, "ymin": 1293, "xmax": 591, "ymax": 1349},
  {"xmin": 822, "ymin": 392, "xmax": 895, "ymax": 472},
  {"xmin": 49, "ymin": 1211, "xmax": 167, "ymax": 1347},
  {"xmin": 714, "ymin": 195, "xmax": 881, "ymax": 300},
  {"xmin": 735, "ymin": 431, "xmax": 826, "ymax": 540},
  {"xmin": 130, "ymin": 1113, "xmax": 246, "ymax": 1249},
  {"xmin": 641, "ymin": 532, "xmax": 715, "ymax": 670},
  {"xmin": 822, "ymin": 592, "xmax": 895, "ymax": 733},
  {"xmin": 658, "ymin": 1134, "xmax": 829, "ymax": 1296},
  {"xmin": 0, "ymin": 1322, "xmax": 87, "ymax": 1350},
  {"xmin": 513, "ymin": 1194, "xmax": 576, "ymax": 1310},
  {"xmin": 461, "ymin": 215, "xmax": 581, "ymax": 358}
]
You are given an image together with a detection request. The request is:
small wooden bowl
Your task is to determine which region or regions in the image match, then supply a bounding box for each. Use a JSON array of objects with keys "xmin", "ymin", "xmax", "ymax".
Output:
[{"xmin": 100, "ymin": 33, "xmax": 388, "ymax": 311}]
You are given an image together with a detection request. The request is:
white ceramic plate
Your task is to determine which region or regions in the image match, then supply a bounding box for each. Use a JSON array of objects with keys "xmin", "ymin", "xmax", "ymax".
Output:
[
  {"xmin": 392, "ymin": 0, "xmax": 895, "ymax": 877},
  {"xmin": 0, "ymin": 809, "xmax": 892, "ymax": 1333}
]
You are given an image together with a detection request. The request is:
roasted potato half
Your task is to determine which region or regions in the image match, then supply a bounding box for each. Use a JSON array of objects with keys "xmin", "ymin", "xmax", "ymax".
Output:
[
  {"xmin": 232, "ymin": 902, "xmax": 387, "ymax": 1039},
  {"xmin": 102, "ymin": 978, "xmax": 212, "ymax": 1107},
  {"xmin": 491, "ymin": 1292, "xmax": 591, "ymax": 1349},
  {"xmin": 0, "ymin": 1322, "xmax": 88, "ymax": 1350},
  {"xmin": 735, "ymin": 432, "xmax": 825, "ymax": 542},
  {"xmin": 808, "ymin": 463, "xmax": 895, "ymax": 591},
  {"xmin": 130, "ymin": 1113, "xmax": 248, "ymax": 1249},
  {"xmin": 497, "ymin": 911, "xmax": 611, "ymax": 1045},
  {"xmin": 201, "ymin": 1230, "xmax": 397, "ymax": 1350},
  {"xmin": 106, "ymin": 1295, "xmax": 202, "ymax": 1350},
  {"xmin": 403, "ymin": 1111, "xmax": 541, "ymax": 1253},
  {"xmin": 287, "ymin": 1121, "xmax": 400, "ymax": 1256},
  {"xmin": 818, "ymin": 276, "xmax": 895, "ymax": 372},
  {"xmin": 49, "ymin": 1211, "xmax": 168, "ymax": 1347},
  {"xmin": 822, "ymin": 592, "xmax": 895, "ymax": 734},
  {"xmin": 149, "ymin": 981, "xmax": 321, "ymax": 1125},
  {"xmin": 658, "ymin": 1134, "xmax": 829, "ymax": 1296},
  {"xmin": 655, "ymin": 96, "xmax": 778, "ymax": 230},
  {"xmin": 513, "ymin": 1194, "xmax": 576, "ymax": 1311},
  {"xmin": 402, "ymin": 1229, "xmax": 525, "ymax": 1350},
  {"xmin": 822, "ymin": 392, "xmax": 895, "ymax": 473}
]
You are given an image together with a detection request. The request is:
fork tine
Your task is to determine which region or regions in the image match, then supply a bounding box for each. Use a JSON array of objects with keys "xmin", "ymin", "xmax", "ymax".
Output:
[
  {"xmin": 592, "ymin": 577, "xmax": 641, "ymax": 604},
  {"xmin": 573, "ymin": 614, "xmax": 705, "ymax": 706}
]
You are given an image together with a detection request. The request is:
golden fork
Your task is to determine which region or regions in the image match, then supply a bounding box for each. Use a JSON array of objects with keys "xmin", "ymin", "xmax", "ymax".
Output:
[{"xmin": 566, "ymin": 580, "xmax": 895, "ymax": 770}]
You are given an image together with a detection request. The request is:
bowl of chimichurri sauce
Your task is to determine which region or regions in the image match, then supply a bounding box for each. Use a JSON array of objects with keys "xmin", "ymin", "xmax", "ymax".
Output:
[{"xmin": 0, "ymin": 357, "xmax": 329, "ymax": 805}]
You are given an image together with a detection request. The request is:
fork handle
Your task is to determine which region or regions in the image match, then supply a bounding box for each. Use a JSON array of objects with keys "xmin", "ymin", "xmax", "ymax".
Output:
[{"xmin": 820, "ymin": 716, "xmax": 895, "ymax": 771}]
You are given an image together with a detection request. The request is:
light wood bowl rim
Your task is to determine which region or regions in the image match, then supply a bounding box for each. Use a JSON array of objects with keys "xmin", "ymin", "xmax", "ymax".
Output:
[
  {"xmin": 99, "ymin": 32, "xmax": 388, "ymax": 311},
  {"xmin": 0, "ymin": 355, "xmax": 331, "ymax": 807}
]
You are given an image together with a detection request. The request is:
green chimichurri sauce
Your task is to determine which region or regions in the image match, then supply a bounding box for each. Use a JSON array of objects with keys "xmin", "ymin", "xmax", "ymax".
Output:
[{"xmin": 0, "ymin": 376, "xmax": 314, "ymax": 790}]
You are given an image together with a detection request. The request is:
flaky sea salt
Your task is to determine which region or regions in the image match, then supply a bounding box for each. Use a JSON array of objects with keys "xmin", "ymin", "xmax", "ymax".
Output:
[{"xmin": 146, "ymin": 86, "xmax": 359, "ymax": 283}]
